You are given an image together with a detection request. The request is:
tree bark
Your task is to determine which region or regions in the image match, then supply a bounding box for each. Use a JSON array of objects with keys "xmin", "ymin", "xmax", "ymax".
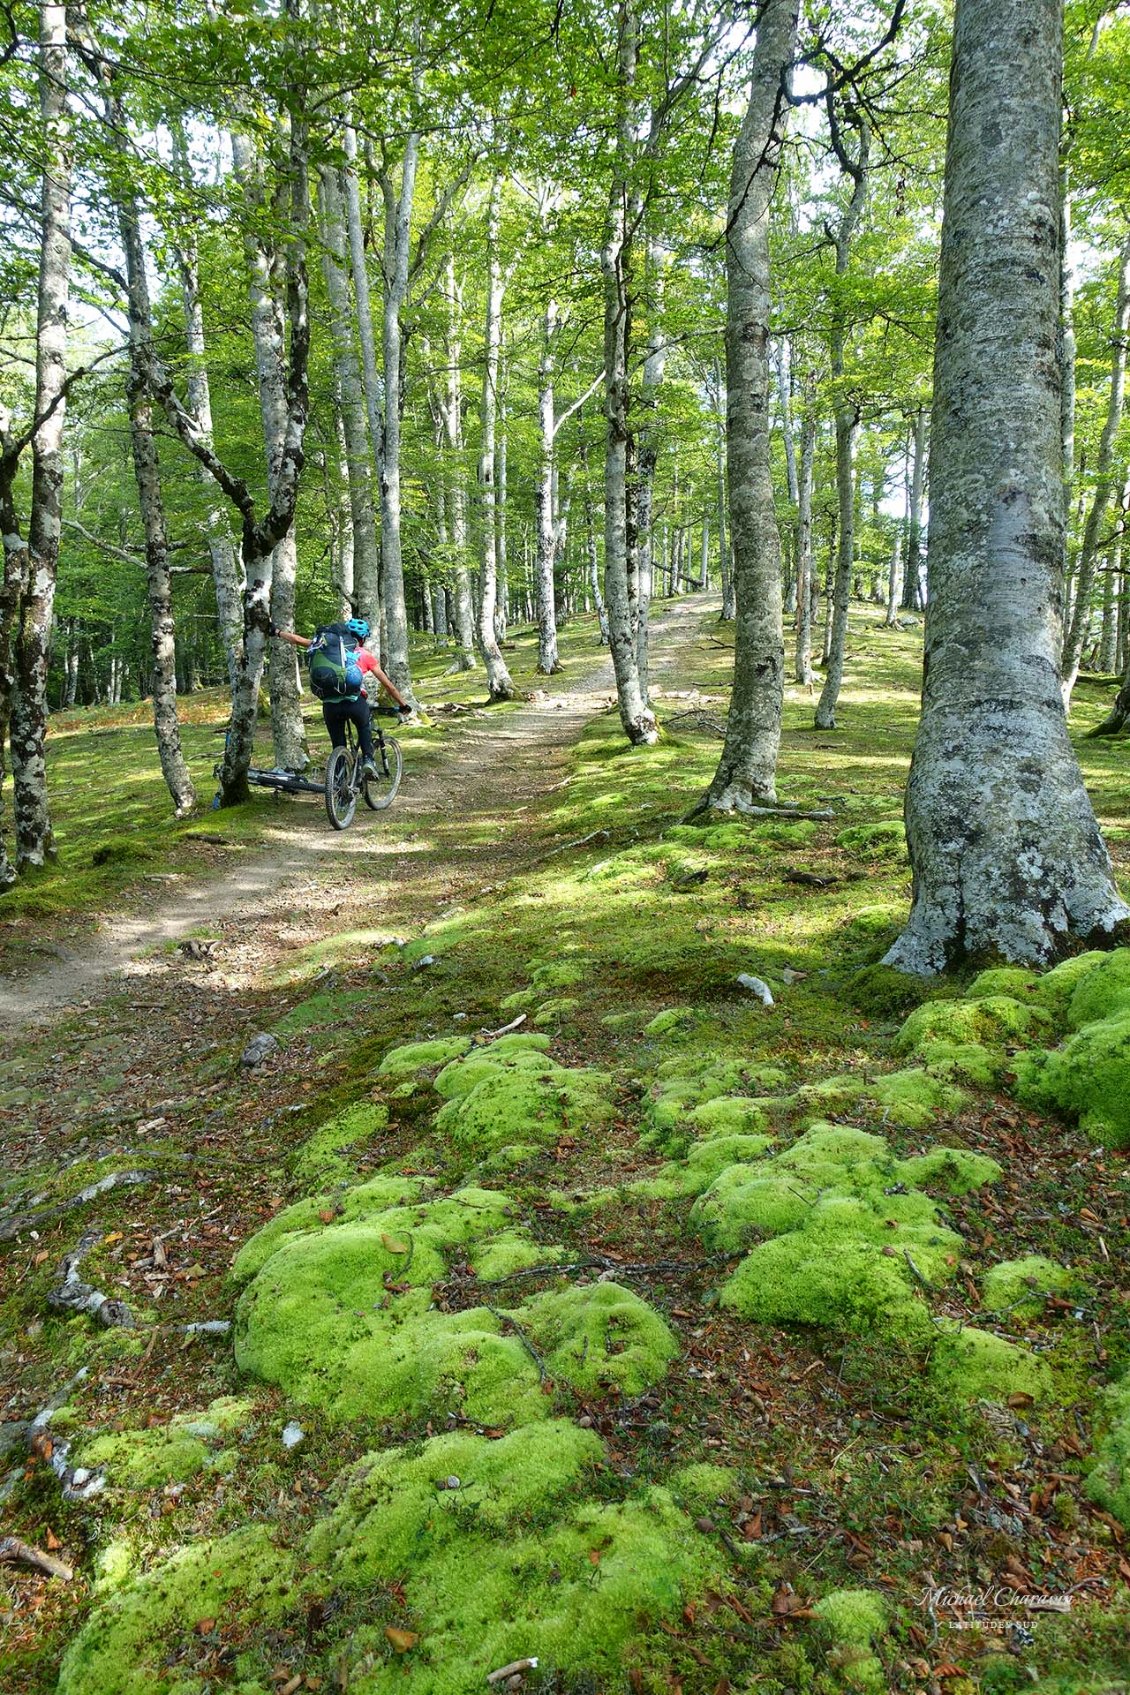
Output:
[
  {"xmin": 377, "ymin": 137, "xmax": 420, "ymax": 709},
  {"xmin": 230, "ymin": 129, "xmax": 307, "ymax": 772},
  {"xmin": 534, "ymin": 293, "xmax": 562, "ymax": 674},
  {"xmin": 635, "ymin": 237, "xmax": 667, "ymax": 703},
  {"xmin": 794, "ymin": 386, "xmax": 816, "ymax": 683},
  {"xmin": 170, "ymin": 123, "xmax": 244, "ymax": 689},
  {"xmin": 902, "ymin": 405, "xmax": 928, "ymax": 610},
  {"xmin": 886, "ymin": 0, "xmax": 1128, "ymax": 974},
  {"xmin": 317, "ymin": 165, "xmax": 381, "ymax": 626},
  {"xmin": 477, "ymin": 179, "xmax": 517, "ymax": 701},
  {"xmin": 1087, "ymin": 469, "xmax": 1130, "ymax": 735},
  {"xmin": 1061, "ymin": 232, "xmax": 1130, "ymax": 708},
  {"xmin": 695, "ymin": 0, "xmax": 799, "ymax": 813},
  {"xmin": 10, "ymin": 0, "xmax": 72, "ymax": 869},
  {"xmin": 0, "ymin": 424, "xmax": 28, "ymax": 888},
  {"xmin": 438, "ymin": 251, "xmax": 476, "ymax": 669},
  {"xmin": 814, "ymin": 109, "xmax": 869, "ymax": 730},
  {"xmin": 601, "ymin": 0, "xmax": 656, "ymax": 745},
  {"xmin": 107, "ymin": 82, "xmax": 196, "ymax": 818}
]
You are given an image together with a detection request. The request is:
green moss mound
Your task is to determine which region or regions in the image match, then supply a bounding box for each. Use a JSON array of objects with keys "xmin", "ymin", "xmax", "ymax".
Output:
[
  {"xmin": 57, "ymin": 1525, "xmax": 297, "ymax": 1695},
  {"xmin": 982, "ymin": 1255, "xmax": 1075, "ymax": 1318},
  {"xmin": 896, "ymin": 994, "xmax": 1053, "ymax": 1057},
  {"xmin": 814, "ymin": 1588, "xmax": 889, "ymax": 1692},
  {"xmin": 634, "ymin": 1133, "xmax": 776, "ymax": 1199},
  {"xmin": 235, "ymin": 1186, "xmax": 676, "ymax": 1424},
  {"xmin": 1063, "ymin": 947, "xmax": 1130, "ymax": 1030},
  {"xmin": 293, "ymin": 1102, "xmax": 390, "ymax": 1188},
  {"xmin": 686, "ymin": 1096, "xmax": 768, "ymax": 1137},
  {"xmin": 273, "ymin": 986, "xmax": 371, "ymax": 1035},
  {"xmin": 929, "ymin": 1325, "xmax": 1054, "ymax": 1404},
  {"xmin": 434, "ymin": 1059, "xmax": 613, "ymax": 1153},
  {"xmin": 1014, "ymin": 1010, "xmax": 1130, "ymax": 1148},
  {"xmin": 1028, "ymin": 951, "xmax": 1109, "ymax": 1023},
  {"xmin": 1086, "ymin": 1371, "xmax": 1130, "ymax": 1530},
  {"xmin": 967, "ymin": 967, "xmax": 1040, "ymax": 1002},
  {"xmin": 849, "ymin": 963, "xmax": 933, "ymax": 1018},
  {"xmin": 378, "ymin": 1037, "xmax": 473, "ymax": 1078},
  {"xmin": 305, "ymin": 1421, "xmax": 728, "ymax": 1694},
  {"xmin": 836, "ymin": 820, "xmax": 907, "ymax": 862},
  {"xmin": 795, "ymin": 1066, "xmax": 966, "ymax": 1131},
  {"xmin": 641, "ymin": 1053, "xmax": 753, "ymax": 1151},
  {"xmin": 898, "ymin": 1147, "xmax": 1002, "ymax": 1193},
  {"xmin": 720, "ymin": 1231, "xmax": 935, "ymax": 1339},
  {"xmin": 76, "ymin": 1398, "xmax": 252, "ymax": 1490},
  {"xmin": 230, "ymin": 1172, "xmax": 423, "ymax": 1286},
  {"xmin": 90, "ymin": 836, "xmax": 154, "ymax": 868}
]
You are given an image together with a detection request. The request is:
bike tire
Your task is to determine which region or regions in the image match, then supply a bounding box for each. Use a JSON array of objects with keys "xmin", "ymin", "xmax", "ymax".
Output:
[
  {"xmin": 325, "ymin": 745, "xmax": 358, "ymax": 829},
  {"xmin": 363, "ymin": 736, "xmax": 403, "ymax": 811}
]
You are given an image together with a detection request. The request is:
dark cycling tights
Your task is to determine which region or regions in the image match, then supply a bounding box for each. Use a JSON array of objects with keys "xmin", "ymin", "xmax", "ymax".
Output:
[{"xmin": 322, "ymin": 696, "xmax": 374, "ymax": 762}]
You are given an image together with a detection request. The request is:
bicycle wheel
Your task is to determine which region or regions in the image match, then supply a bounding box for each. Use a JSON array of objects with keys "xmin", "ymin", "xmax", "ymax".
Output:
[
  {"xmin": 363, "ymin": 735, "xmax": 403, "ymax": 810},
  {"xmin": 325, "ymin": 744, "xmax": 358, "ymax": 829}
]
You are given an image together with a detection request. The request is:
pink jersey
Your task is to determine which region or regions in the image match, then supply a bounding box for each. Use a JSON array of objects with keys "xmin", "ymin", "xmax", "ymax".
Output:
[{"xmin": 355, "ymin": 646, "xmax": 380, "ymax": 698}]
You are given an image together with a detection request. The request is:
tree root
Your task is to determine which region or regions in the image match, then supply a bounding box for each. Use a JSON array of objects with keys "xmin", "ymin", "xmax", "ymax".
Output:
[
  {"xmin": 0, "ymin": 1536, "xmax": 73, "ymax": 1581},
  {"xmin": 0, "ymin": 1169, "xmax": 155, "ymax": 1243},
  {"xmin": 48, "ymin": 1232, "xmax": 134, "ymax": 1328}
]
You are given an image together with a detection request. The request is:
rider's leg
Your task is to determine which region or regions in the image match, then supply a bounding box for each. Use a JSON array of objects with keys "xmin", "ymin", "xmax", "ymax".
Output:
[
  {"xmin": 345, "ymin": 697, "xmax": 376, "ymax": 762},
  {"xmin": 322, "ymin": 702, "xmax": 347, "ymax": 749}
]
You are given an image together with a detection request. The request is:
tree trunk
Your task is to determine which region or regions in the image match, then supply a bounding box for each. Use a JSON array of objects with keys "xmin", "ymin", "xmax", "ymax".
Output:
[
  {"xmin": 318, "ymin": 166, "xmax": 381, "ymax": 625},
  {"xmin": 902, "ymin": 405, "xmax": 928, "ymax": 610},
  {"xmin": 109, "ymin": 82, "xmax": 196, "ymax": 817},
  {"xmin": 377, "ymin": 138, "xmax": 420, "ymax": 709},
  {"xmin": 10, "ymin": 1, "xmax": 72, "ymax": 869},
  {"xmin": 886, "ymin": 0, "xmax": 1128, "ymax": 974},
  {"xmin": 1086, "ymin": 469, "xmax": 1130, "ymax": 734},
  {"xmin": 695, "ymin": 0, "xmax": 799, "ymax": 813},
  {"xmin": 496, "ymin": 417, "xmax": 509, "ymax": 644},
  {"xmin": 0, "ymin": 440, "xmax": 28, "ymax": 888},
  {"xmin": 477, "ymin": 179, "xmax": 517, "ymax": 701},
  {"xmin": 814, "ymin": 113, "xmax": 869, "ymax": 731},
  {"xmin": 535, "ymin": 295, "xmax": 562, "ymax": 673},
  {"xmin": 601, "ymin": 0, "xmax": 656, "ymax": 745},
  {"xmin": 231, "ymin": 130, "xmax": 307, "ymax": 773},
  {"xmin": 171, "ymin": 122, "xmax": 244, "ymax": 690},
  {"xmin": 1061, "ymin": 233, "xmax": 1130, "ymax": 707},
  {"xmin": 635, "ymin": 238, "xmax": 667, "ymax": 703},
  {"xmin": 884, "ymin": 528, "xmax": 903, "ymax": 628},
  {"xmin": 438, "ymin": 251, "xmax": 476, "ymax": 669},
  {"xmin": 794, "ymin": 393, "xmax": 816, "ymax": 683}
]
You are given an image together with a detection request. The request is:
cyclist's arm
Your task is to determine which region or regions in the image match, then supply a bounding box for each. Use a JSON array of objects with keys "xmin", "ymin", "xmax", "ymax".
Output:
[
  {"xmin": 359, "ymin": 650, "xmax": 410, "ymax": 712},
  {"xmin": 272, "ymin": 628, "xmax": 312, "ymax": 651}
]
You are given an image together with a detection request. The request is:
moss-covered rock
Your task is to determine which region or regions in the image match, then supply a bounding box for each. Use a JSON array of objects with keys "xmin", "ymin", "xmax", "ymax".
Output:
[
  {"xmin": 377, "ymin": 1037, "xmax": 473, "ymax": 1078},
  {"xmin": 967, "ymin": 967, "xmax": 1040, "ymax": 1003},
  {"xmin": 795, "ymin": 1067, "xmax": 966, "ymax": 1131},
  {"xmin": 836, "ymin": 820, "xmax": 907, "ymax": 862},
  {"xmin": 982, "ymin": 1255, "xmax": 1075, "ymax": 1318},
  {"xmin": 531, "ymin": 996, "xmax": 580, "ymax": 1028},
  {"xmin": 1014, "ymin": 1011, "xmax": 1130, "ymax": 1148},
  {"xmin": 305, "ymin": 1421, "xmax": 728, "ymax": 1694},
  {"xmin": 520, "ymin": 1282, "xmax": 680, "ymax": 1396},
  {"xmin": 929, "ymin": 1326, "xmax": 1054, "ymax": 1404},
  {"xmin": 720, "ymin": 1231, "xmax": 935, "ymax": 1340},
  {"xmin": 849, "ymin": 963, "xmax": 932, "ymax": 1018},
  {"xmin": 293, "ymin": 1102, "xmax": 390, "ymax": 1189},
  {"xmin": 644, "ymin": 1006, "xmax": 697, "ymax": 1036},
  {"xmin": 57, "ymin": 1525, "xmax": 297, "ymax": 1695},
  {"xmin": 896, "ymin": 994, "xmax": 1053, "ymax": 1057},
  {"xmin": 431, "ymin": 1034, "xmax": 555, "ymax": 1100},
  {"xmin": 632, "ymin": 1133, "xmax": 775, "ymax": 1200},
  {"xmin": 1028, "ymin": 951, "xmax": 1109, "ymax": 1024},
  {"xmin": 898, "ymin": 1147, "xmax": 1002, "ymax": 1194},
  {"xmin": 687, "ymin": 1096, "xmax": 767, "ymax": 1137},
  {"xmin": 813, "ymin": 1588, "xmax": 889, "ymax": 1693},
  {"xmin": 641, "ymin": 1053, "xmax": 753, "ymax": 1151},
  {"xmin": 75, "ymin": 1397, "xmax": 253, "ymax": 1490},
  {"xmin": 1086, "ymin": 1370, "xmax": 1130, "ymax": 1530},
  {"xmin": 435, "ymin": 1060, "xmax": 613, "ymax": 1154},
  {"xmin": 230, "ymin": 1172, "xmax": 423, "ymax": 1287},
  {"xmin": 913, "ymin": 1037, "xmax": 1001, "ymax": 1088},
  {"xmin": 1063, "ymin": 948, "xmax": 1130, "ymax": 1030}
]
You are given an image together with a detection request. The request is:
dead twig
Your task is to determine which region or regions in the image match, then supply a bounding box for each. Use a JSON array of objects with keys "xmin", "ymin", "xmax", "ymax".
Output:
[
  {"xmin": 0, "ymin": 1536, "xmax": 73, "ymax": 1582},
  {"xmin": 48, "ymin": 1232, "xmax": 134, "ymax": 1328},
  {"xmin": 487, "ymin": 1307, "xmax": 547, "ymax": 1381},
  {"xmin": 0, "ymin": 1169, "xmax": 155, "ymax": 1243}
]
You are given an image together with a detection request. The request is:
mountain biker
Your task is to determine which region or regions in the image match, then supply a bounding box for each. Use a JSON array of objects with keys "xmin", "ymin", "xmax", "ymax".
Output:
[{"xmin": 272, "ymin": 617, "xmax": 410, "ymax": 779}]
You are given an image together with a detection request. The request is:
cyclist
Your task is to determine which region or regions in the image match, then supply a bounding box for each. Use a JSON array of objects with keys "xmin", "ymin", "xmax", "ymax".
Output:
[{"xmin": 272, "ymin": 617, "xmax": 410, "ymax": 779}]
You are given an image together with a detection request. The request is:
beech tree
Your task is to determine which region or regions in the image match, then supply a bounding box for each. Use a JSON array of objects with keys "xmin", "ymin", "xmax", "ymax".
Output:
[{"xmin": 886, "ymin": 0, "xmax": 1129, "ymax": 975}]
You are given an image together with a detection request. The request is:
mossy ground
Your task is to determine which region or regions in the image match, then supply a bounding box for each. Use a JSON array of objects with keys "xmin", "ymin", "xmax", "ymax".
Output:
[{"xmin": 3, "ymin": 601, "xmax": 1130, "ymax": 1694}]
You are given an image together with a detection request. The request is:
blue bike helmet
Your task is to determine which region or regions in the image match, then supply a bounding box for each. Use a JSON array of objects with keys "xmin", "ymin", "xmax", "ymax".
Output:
[{"xmin": 345, "ymin": 617, "xmax": 369, "ymax": 642}]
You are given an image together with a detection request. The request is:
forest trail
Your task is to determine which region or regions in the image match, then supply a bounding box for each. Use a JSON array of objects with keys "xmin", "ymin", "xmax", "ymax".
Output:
[{"xmin": 0, "ymin": 597, "xmax": 711, "ymax": 1032}]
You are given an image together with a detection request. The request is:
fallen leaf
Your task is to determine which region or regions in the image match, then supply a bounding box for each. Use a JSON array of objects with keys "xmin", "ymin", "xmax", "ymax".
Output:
[
  {"xmin": 318, "ymin": 1210, "xmax": 336, "ymax": 1225},
  {"xmin": 104, "ymin": 1232, "xmax": 123, "ymax": 1245},
  {"xmin": 195, "ymin": 1618, "xmax": 216, "ymax": 1635},
  {"xmin": 381, "ymin": 1234, "xmax": 409, "ymax": 1255},
  {"xmin": 384, "ymin": 1627, "xmax": 418, "ymax": 1653},
  {"xmin": 1007, "ymin": 1392, "xmax": 1034, "ymax": 1409}
]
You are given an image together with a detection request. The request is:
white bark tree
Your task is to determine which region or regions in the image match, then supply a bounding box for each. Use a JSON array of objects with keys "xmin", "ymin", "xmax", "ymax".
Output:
[
  {"xmin": 885, "ymin": 0, "xmax": 1128, "ymax": 975},
  {"xmin": 693, "ymin": 0, "xmax": 800, "ymax": 815},
  {"xmin": 477, "ymin": 178, "xmax": 517, "ymax": 701}
]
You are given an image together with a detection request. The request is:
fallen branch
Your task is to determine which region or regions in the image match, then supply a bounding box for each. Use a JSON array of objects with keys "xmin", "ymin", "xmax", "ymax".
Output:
[
  {"xmin": 486, "ymin": 1660, "xmax": 539, "ymax": 1686},
  {"xmin": 25, "ymin": 1367, "xmax": 105, "ymax": 1500},
  {"xmin": 178, "ymin": 1320, "xmax": 231, "ymax": 1337},
  {"xmin": 48, "ymin": 1232, "xmax": 134, "ymax": 1328},
  {"xmin": 0, "ymin": 1536, "xmax": 73, "ymax": 1582},
  {"xmin": 479, "ymin": 1014, "xmax": 527, "ymax": 1040},
  {"xmin": 664, "ymin": 710, "xmax": 727, "ymax": 738},
  {"xmin": 0, "ymin": 1169, "xmax": 155, "ymax": 1243},
  {"xmin": 487, "ymin": 1306, "xmax": 547, "ymax": 1381},
  {"xmin": 535, "ymin": 828, "xmax": 611, "ymax": 862}
]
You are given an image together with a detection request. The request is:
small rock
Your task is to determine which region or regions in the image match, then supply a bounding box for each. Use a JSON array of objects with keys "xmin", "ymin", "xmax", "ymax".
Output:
[
  {"xmin": 736, "ymin": 973, "xmax": 774, "ymax": 1006},
  {"xmin": 694, "ymin": 1516, "xmax": 716, "ymax": 1534},
  {"xmin": 412, "ymin": 954, "xmax": 438, "ymax": 971},
  {"xmin": 240, "ymin": 1033, "xmax": 280, "ymax": 1069},
  {"xmin": 453, "ymin": 1012, "xmax": 468, "ymax": 1021},
  {"xmin": 281, "ymin": 1422, "xmax": 304, "ymax": 1450},
  {"xmin": 436, "ymin": 1475, "xmax": 461, "ymax": 1490}
]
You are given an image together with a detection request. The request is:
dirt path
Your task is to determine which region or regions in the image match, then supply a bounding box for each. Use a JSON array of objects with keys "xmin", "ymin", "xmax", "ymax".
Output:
[{"xmin": 0, "ymin": 599, "xmax": 711, "ymax": 1031}]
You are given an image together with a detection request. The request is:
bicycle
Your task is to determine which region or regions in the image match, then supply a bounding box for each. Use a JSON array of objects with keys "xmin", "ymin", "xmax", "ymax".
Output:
[{"xmin": 324, "ymin": 715, "xmax": 403, "ymax": 830}]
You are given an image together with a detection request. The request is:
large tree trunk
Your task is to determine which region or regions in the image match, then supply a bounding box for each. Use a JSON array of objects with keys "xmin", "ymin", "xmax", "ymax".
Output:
[
  {"xmin": 318, "ymin": 166, "xmax": 381, "ymax": 626},
  {"xmin": 695, "ymin": 0, "xmax": 799, "ymax": 813},
  {"xmin": 231, "ymin": 131, "xmax": 307, "ymax": 772},
  {"xmin": 1087, "ymin": 468, "xmax": 1130, "ymax": 735},
  {"xmin": 1061, "ymin": 233, "xmax": 1130, "ymax": 708},
  {"xmin": 0, "ymin": 434, "xmax": 28, "ymax": 888},
  {"xmin": 377, "ymin": 139, "xmax": 420, "ymax": 709},
  {"xmin": 814, "ymin": 113, "xmax": 869, "ymax": 731},
  {"xmin": 10, "ymin": 1, "xmax": 72, "ymax": 869},
  {"xmin": 477, "ymin": 180, "xmax": 518, "ymax": 701},
  {"xmin": 601, "ymin": 0, "xmax": 656, "ymax": 745},
  {"xmin": 885, "ymin": 0, "xmax": 1128, "ymax": 975},
  {"xmin": 171, "ymin": 123, "xmax": 244, "ymax": 690},
  {"xmin": 109, "ymin": 84, "xmax": 196, "ymax": 818},
  {"xmin": 635, "ymin": 238, "xmax": 667, "ymax": 704}
]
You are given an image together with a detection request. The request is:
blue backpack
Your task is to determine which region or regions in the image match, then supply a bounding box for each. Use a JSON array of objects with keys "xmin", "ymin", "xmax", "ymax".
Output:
[{"xmin": 307, "ymin": 625, "xmax": 363, "ymax": 703}]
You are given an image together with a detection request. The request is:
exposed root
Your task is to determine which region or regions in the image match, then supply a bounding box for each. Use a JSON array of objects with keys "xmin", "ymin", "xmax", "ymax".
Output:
[
  {"xmin": 48, "ymin": 1231, "xmax": 134, "ymax": 1328},
  {"xmin": 0, "ymin": 1169, "xmax": 155, "ymax": 1243}
]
